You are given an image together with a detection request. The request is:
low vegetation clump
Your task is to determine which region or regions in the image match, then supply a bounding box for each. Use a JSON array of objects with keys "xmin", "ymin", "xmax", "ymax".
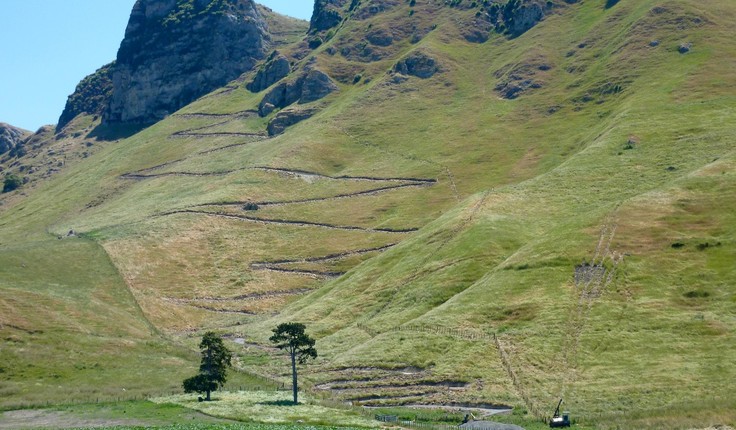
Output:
[{"xmin": 2, "ymin": 173, "xmax": 22, "ymax": 192}]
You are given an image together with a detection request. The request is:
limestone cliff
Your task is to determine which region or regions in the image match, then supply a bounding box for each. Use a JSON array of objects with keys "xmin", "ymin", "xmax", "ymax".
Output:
[{"xmin": 104, "ymin": 0, "xmax": 270, "ymax": 124}]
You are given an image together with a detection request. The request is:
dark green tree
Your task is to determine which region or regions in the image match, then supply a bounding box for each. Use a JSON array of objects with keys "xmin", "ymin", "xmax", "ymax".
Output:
[
  {"xmin": 183, "ymin": 331, "xmax": 232, "ymax": 401},
  {"xmin": 269, "ymin": 322, "xmax": 317, "ymax": 405}
]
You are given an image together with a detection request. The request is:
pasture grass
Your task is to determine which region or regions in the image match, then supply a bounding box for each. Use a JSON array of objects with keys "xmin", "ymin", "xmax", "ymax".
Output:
[{"xmin": 0, "ymin": 0, "xmax": 734, "ymax": 428}]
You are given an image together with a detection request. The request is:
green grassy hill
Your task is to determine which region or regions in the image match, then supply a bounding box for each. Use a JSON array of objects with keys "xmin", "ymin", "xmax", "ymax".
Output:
[{"xmin": 1, "ymin": 0, "xmax": 734, "ymax": 428}]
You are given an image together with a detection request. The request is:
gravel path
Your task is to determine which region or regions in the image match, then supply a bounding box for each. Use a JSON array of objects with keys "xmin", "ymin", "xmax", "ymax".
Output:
[{"xmin": 460, "ymin": 421, "xmax": 525, "ymax": 430}]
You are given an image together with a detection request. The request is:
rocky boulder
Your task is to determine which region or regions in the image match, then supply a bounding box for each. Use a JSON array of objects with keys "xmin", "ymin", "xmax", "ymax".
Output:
[
  {"xmin": 503, "ymin": 1, "xmax": 545, "ymax": 36},
  {"xmin": 104, "ymin": 0, "xmax": 270, "ymax": 124},
  {"xmin": 258, "ymin": 69, "xmax": 338, "ymax": 116},
  {"xmin": 0, "ymin": 123, "xmax": 30, "ymax": 156},
  {"xmin": 267, "ymin": 106, "xmax": 319, "ymax": 136},
  {"xmin": 258, "ymin": 80, "xmax": 303, "ymax": 116},
  {"xmin": 57, "ymin": 62, "xmax": 114, "ymax": 132},
  {"xmin": 247, "ymin": 51, "xmax": 291, "ymax": 93},
  {"xmin": 300, "ymin": 70, "xmax": 339, "ymax": 103},
  {"xmin": 394, "ymin": 52, "xmax": 440, "ymax": 79}
]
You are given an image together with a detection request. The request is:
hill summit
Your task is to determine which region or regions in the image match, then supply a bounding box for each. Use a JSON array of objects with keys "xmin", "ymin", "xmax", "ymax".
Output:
[{"xmin": 104, "ymin": 0, "xmax": 270, "ymax": 125}]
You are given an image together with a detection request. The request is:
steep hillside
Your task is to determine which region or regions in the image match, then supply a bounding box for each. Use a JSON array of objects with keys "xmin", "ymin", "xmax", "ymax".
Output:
[{"xmin": 0, "ymin": 0, "xmax": 734, "ymax": 428}]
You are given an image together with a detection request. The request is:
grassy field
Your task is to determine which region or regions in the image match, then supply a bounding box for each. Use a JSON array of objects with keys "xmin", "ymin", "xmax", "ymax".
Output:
[{"xmin": 0, "ymin": 0, "xmax": 734, "ymax": 428}]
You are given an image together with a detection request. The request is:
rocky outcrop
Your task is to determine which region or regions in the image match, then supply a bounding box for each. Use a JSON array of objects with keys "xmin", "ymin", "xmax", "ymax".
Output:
[
  {"xmin": 309, "ymin": 0, "xmax": 349, "ymax": 33},
  {"xmin": 354, "ymin": 0, "xmax": 400, "ymax": 20},
  {"xmin": 300, "ymin": 70, "xmax": 339, "ymax": 102},
  {"xmin": 104, "ymin": 0, "xmax": 270, "ymax": 124},
  {"xmin": 501, "ymin": 0, "xmax": 546, "ymax": 36},
  {"xmin": 394, "ymin": 52, "xmax": 440, "ymax": 79},
  {"xmin": 247, "ymin": 51, "xmax": 291, "ymax": 93},
  {"xmin": 366, "ymin": 28, "xmax": 394, "ymax": 47},
  {"xmin": 493, "ymin": 57, "xmax": 550, "ymax": 99},
  {"xmin": 267, "ymin": 106, "xmax": 319, "ymax": 136},
  {"xmin": 57, "ymin": 63, "xmax": 114, "ymax": 132},
  {"xmin": 258, "ymin": 69, "xmax": 338, "ymax": 116},
  {"xmin": 0, "ymin": 123, "xmax": 30, "ymax": 156}
]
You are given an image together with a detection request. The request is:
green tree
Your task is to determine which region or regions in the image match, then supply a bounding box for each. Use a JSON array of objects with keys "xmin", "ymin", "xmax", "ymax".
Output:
[
  {"xmin": 3, "ymin": 174, "xmax": 22, "ymax": 193},
  {"xmin": 269, "ymin": 322, "xmax": 317, "ymax": 405},
  {"xmin": 183, "ymin": 332, "xmax": 232, "ymax": 401}
]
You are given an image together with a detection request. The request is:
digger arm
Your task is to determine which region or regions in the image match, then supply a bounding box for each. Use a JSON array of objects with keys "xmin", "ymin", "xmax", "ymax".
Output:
[{"xmin": 553, "ymin": 399, "xmax": 563, "ymax": 417}]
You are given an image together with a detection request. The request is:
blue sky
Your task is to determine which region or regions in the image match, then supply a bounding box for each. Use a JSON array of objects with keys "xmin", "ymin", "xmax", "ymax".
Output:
[{"xmin": 0, "ymin": 1, "xmax": 313, "ymax": 132}]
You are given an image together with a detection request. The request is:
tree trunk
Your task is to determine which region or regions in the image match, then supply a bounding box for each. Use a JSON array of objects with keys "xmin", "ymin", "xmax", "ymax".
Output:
[
  {"xmin": 206, "ymin": 389, "xmax": 211, "ymax": 401},
  {"xmin": 291, "ymin": 350, "xmax": 298, "ymax": 405}
]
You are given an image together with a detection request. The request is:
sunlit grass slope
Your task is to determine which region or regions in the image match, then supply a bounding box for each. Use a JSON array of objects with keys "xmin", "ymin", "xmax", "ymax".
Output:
[{"xmin": 0, "ymin": 0, "xmax": 734, "ymax": 427}]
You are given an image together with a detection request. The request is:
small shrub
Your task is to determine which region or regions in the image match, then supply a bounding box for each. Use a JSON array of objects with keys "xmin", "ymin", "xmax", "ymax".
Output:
[
  {"xmin": 243, "ymin": 202, "xmax": 259, "ymax": 211},
  {"xmin": 684, "ymin": 290, "xmax": 710, "ymax": 299},
  {"xmin": 696, "ymin": 242, "xmax": 713, "ymax": 251},
  {"xmin": 671, "ymin": 242, "xmax": 685, "ymax": 249},
  {"xmin": 3, "ymin": 174, "xmax": 22, "ymax": 193},
  {"xmin": 308, "ymin": 37, "xmax": 323, "ymax": 49},
  {"xmin": 353, "ymin": 74, "xmax": 362, "ymax": 84}
]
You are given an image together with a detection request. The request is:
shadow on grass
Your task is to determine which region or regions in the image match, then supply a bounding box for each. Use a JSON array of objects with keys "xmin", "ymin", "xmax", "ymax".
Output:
[
  {"xmin": 260, "ymin": 400, "xmax": 299, "ymax": 407},
  {"xmin": 88, "ymin": 122, "xmax": 152, "ymax": 141}
]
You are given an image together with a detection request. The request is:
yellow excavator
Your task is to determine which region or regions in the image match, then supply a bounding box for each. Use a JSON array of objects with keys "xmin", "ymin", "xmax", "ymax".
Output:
[{"xmin": 549, "ymin": 399, "xmax": 571, "ymax": 428}]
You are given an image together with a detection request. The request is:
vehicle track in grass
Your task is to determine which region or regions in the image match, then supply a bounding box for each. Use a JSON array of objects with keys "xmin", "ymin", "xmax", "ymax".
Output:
[
  {"xmin": 560, "ymin": 223, "xmax": 624, "ymax": 400},
  {"xmin": 250, "ymin": 244, "xmax": 397, "ymax": 278}
]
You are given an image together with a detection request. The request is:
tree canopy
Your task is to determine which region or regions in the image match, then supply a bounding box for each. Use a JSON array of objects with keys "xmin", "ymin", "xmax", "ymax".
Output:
[
  {"xmin": 270, "ymin": 322, "xmax": 317, "ymax": 404},
  {"xmin": 183, "ymin": 331, "xmax": 232, "ymax": 401}
]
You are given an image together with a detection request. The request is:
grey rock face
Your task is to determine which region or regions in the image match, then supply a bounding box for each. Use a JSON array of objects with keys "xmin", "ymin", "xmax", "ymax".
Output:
[
  {"xmin": 259, "ymin": 80, "xmax": 303, "ymax": 116},
  {"xmin": 104, "ymin": 0, "xmax": 270, "ymax": 124},
  {"xmin": 247, "ymin": 51, "xmax": 291, "ymax": 93},
  {"xmin": 309, "ymin": 0, "xmax": 349, "ymax": 33},
  {"xmin": 258, "ymin": 69, "xmax": 338, "ymax": 116},
  {"xmin": 506, "ymin": 2, "xmax": 545, "ymax": 36},
  {"xmin": 394, "ymin": 52, "xmax": 439, "ymax": 79},
  {"xmin": 0, "ymin": 123, "xmax": 30, "ymax": 156},
  {"xmin": 300, "ymin": 70, "xmax": 339, "ymax": 103},
  {"xmin": 267, "ymin": 106, "xmax": 319, "ymax": 136}
]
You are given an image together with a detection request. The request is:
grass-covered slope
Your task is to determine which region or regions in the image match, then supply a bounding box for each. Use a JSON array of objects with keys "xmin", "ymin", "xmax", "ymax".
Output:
[{"xmin": 0, "ymin": 0, "xmax": 734, "ymax": 427}]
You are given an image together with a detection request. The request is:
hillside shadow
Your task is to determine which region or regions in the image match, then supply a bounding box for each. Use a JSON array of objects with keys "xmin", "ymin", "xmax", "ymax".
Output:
[{"xmin": 88, "ymin": 122, "xmax": 152, "ymax": 141}]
